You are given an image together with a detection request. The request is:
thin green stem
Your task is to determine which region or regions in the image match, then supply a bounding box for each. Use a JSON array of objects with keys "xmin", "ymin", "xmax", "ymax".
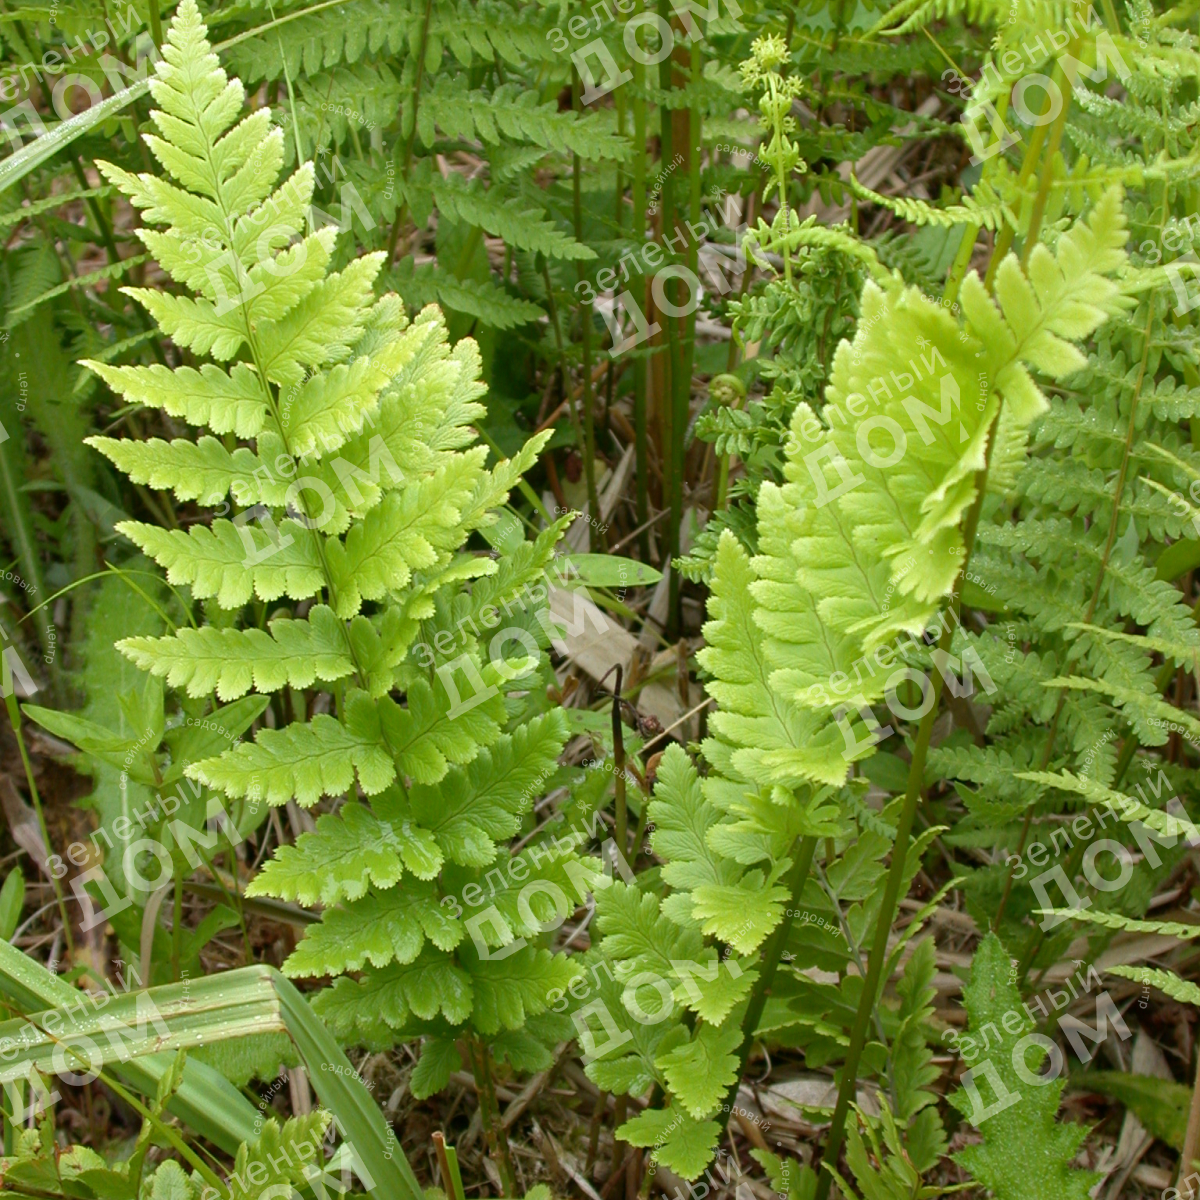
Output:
[
  {"xmin": 657, "ymin": 0, "xmax": 683, "ymax": 636},
  {"xmin": 386, "ymin": 0, "xmax": 435, "ymax": 258},
  {"xmin": 982, "ymin": 93, "xmax": 1038, "ymax": 290},
  {"xmin": 675, "ymin": 33, "xmax": 702, "ymax": 535},
  {"xmin": 574, "ymin": 69, "xmax": 602, "ymax": 551},
  {"xmin": 615, "ymin": 88, "xmax": 626, "ymax": 237},
  {"xmin": 631, "ymin": 62, "xmax": 650, "ymax": 563},
  {"xmin": 612, "ymin": 667, "xmax": 627, "ymax": 858},
  {"xmin": 541, "ymin": 256, "xmax": 593, "ymax": 519},
  {"xmin": 718, "ymin": 835, "xmax": 817, "ymax": 1131},
  {"xmin": 813, "ymin": 415, "xmax": 999, "ymax": 1200},
  {"xmin": 470, "ymin": 1036, "xmax": 517, "ymax": 1196},
  {"xmin": 943, "ymin": 220, "xmax": 980, "ymax": 306},
  {"xmin": 171, "ymin": 854, "xmax": 183, "ymax": 982},
  {"xmin": 4, "ymin": 690, "xmax": 73, "ymax": 961},
  {"xmin": 1020, "ymin": 51, "xmax": 1077, "ymax": 264}
]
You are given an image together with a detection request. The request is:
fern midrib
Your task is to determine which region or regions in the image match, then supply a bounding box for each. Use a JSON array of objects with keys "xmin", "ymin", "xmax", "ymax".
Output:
[
  {"xmin": 814, "ymin": 380, "xmax": 1004, "ymax": 1200},
  {"xmin": 174, "ymin": 67, "xmax": 412, "ymax": 784},
  {"xmin": 417, "ymin": 749, "xmax": 529, "ymax": 838}
]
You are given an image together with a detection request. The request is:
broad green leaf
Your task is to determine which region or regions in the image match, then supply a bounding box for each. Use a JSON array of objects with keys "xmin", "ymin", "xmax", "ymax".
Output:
[
  {"xmin": 949, "ymin": 933, "xmax": 1097, "ymax": 1200},
  {"xmin": 617, "ymin": 1108, "xmax": 721, "ymax": 1180},
  {"xmin": 565, "ymin": 554, "xmax": 663, "ymax": 588},
  {"xmin": 655, "ymin": 1023, "xmax": 742, "ymax": 1119}
]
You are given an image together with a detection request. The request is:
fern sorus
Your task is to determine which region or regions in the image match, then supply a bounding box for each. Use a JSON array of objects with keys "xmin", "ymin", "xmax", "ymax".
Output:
[{"xmin": 81, "ymin": 0, "xmax": 585, "ymax": 1085}]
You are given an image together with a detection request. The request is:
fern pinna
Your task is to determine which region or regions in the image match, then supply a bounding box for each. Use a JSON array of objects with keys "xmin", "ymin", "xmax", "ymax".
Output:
[{"xmin": 80, "ymin": 1, "xmax": 590, "ymax": 1169}]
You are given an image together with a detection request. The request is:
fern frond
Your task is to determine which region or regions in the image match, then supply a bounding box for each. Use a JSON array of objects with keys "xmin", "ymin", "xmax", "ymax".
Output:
[
  {"xmin": 1041, "ymin": 908, "xmax": 1200, "ymax": 939},
  {"xmin": 284, "ymin": 883, "xmax": 462, "ymax": 976},
  {"xmin": 849, "ymin": 175, "xmax": 1010, "ymax": 232},
  {"xmin": 432, "ymin": 174, "xmax": 595, "ymax": 262},
  {"xmin": 419, "ymin": 79, "xmax": 628, "ymax": 160},
  {"xmin": 79, "ymin": 362, "xmax": 269, "ymax": 438},
  {"xmin": 246, "ymin": 800, "xmax": 437, "ymax": 907},
  {"xmin": 1107, "ymin": 965, "xmax": 1200, "ymax": 1006}
]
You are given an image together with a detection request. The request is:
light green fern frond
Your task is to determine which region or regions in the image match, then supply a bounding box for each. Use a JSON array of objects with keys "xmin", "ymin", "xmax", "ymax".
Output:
[
  {"xmin": 72, "ymin": 0, "xmax": 585, "ymax": 1061},
  {"xmin": 849, "ymin": 174, "xmax": 1012, "ymax": 233},
  {"xmin": 1042, "ymin": 908, "xmax": 1200, "ymax": 939},
  {"xmin": 1107, "ymin": 965, "xmax": 1200, "ymax": 1006}
]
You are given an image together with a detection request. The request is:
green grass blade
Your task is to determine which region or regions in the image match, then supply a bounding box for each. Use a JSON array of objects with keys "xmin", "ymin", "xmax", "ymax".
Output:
[
  {"xmin": 273, "ymin": 973, "xmax": 425, "ymax": 1200},
  {"xmin": 0, "ymin": 950, "xmax": 422, "ymax": 1199},
  {"xmin": 0, "ymin": 79, "xmax": 152, "ymax": 194},
  {"xmin": 0, "ymin": 2, "xmax": 352, "ymax": 194},
  {"xmin": 0, "ymin": 939, "xmax": 260, "ymax": 1151}
]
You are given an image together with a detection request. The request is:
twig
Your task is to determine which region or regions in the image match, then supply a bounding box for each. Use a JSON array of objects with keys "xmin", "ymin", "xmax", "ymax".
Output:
[{"xmin": 640, "ymin": 697, "xmax": 715, "ymax": 752}]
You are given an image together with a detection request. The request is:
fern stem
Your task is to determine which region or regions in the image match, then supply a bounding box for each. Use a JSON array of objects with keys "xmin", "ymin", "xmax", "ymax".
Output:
[
  {"xmin": 813, "ymin": 860, "xmax": 894, "ymax": 1093},
  {"xmin": 658, "ymin": 0, "xmax": 684, "ymax": 637},
  {"xmin": 631, "ymin": 62, "xmax": 651, "ymax": 563},
  {"xmin": 615, "ymin": 88, "xmax": 626, "ymax": 236},
  {"xmin": 574, "ymin": 69, "xmax": 602, "ymax": 552},
  {"xmin": 171, "ymin": 855, "xmax": 183, "ymax": 982},
  {"xmin": 268, "ymin": 0, "xmax": 306, "ymax": 169},
  {"xmin": 813, "ymin": 657, "xmax": 947, "ymax": 1200},
  {"xmin": 1007, "ymin": 302, "xmax": 1156, "ymax": 961},
  {"xmin": 0, "ymin": 414, "xmax": 53, "ymax": 661},
  {"xmin": 942, "ymin": 220, "xmax": 980, "ymax": 306},
  {"xmin": 1019, "ymin": 51, "xmax": 1077, "ymax": 265},
  {"xmin": 676, "ymin": 34, "xmax": 703, "ymax": 529},
  {"xmin": 386, "ymin": 0, "xmax": 435, "ymax": 258},
  {"xmin": 469, "ymin": 1036, "xmax": 517, "ymax": 1196},
  {"xmin": 541, "ymin": 256, "xmax": 593, "ymax": 525},
  {"xmin": 718, "ymin": 835, "xmax": 817, "ymax": 1131},
  {"xmin": 611, "ymin": 1094, "xmax": 628, "ymax": 1182},
  {"xmin": 982, "ymin": 93, "xmax": 1039, "ymax": 291},
  {"xmin": 813, "ymin": 416, "xmax": 1000, "ymax": 1200},
  {"xmin": 612, "ymin": 666, "xmax": 628, "ymax": 858}
]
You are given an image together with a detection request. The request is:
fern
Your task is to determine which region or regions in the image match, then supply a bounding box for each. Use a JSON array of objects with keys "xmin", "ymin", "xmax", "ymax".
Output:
[
  {"xmin": 594, "ymin": 182, "xmax": 1133, "ymax": 1180},
  {"xmin": 12, "ymin": 0, "xmax": 1200, "ymax": 1195},
  {"xmin": 74, "ymin": 0, "xmax": 588, "ymax": 1096},
  {"xmin": 827, "ymin": 1101, "xmax": 958, "ymax": 1200},
  {"xmin": 848, "ymin": 174, "xmax": 1011, "ymax": 233},
  {"xmin": 1050, "ymin": 909, "xmax": 1200, "ymax": 1006}
]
